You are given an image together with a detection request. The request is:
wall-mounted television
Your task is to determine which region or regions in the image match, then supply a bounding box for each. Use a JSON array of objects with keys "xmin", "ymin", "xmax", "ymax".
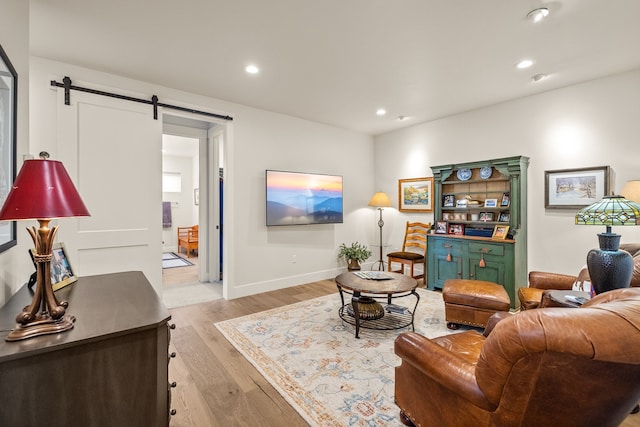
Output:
[{"xmin": 266, "ymin": 170, "xmax": 343, "ymax": 226}]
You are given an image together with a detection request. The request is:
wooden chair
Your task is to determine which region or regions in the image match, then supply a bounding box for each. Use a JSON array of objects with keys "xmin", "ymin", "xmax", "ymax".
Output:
[
  {"xmin": 177, "ymin": 225, "xmax": 199, "ymax": 258},
  {"xmin": 387, "ymin": 222, "xmax": 430, "ymax": 281}
]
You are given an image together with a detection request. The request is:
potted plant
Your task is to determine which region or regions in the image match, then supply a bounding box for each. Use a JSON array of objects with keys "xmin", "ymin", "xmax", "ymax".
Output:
[{"xmin": 338, "ymin": 242, "xmax": 372, "ymax": 271}]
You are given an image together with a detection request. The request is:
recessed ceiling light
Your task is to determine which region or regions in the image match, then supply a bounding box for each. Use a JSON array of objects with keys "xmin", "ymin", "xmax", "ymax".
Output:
[
  {"xmin": 531, "ymin": 73, "xmax": 548, "ymax": 82},
  {"xmin": 516, "ymin": 59, "xmax": 534, "ymax": 69},
  {"xmin": 245, "ymin": 65, "xmax": 259, "ymax": 74},
  {"xmin": 376, "ymin": 109, "xmax": 387, "ymax": 116},
  {"xmin": 527, "ymin": 7, "xmax": 549, "ymax": 23}
]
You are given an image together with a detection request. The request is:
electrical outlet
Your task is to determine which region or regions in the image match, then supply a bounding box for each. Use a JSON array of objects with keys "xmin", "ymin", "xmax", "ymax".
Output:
[{"xmin": 292, "ymin": 255, "xmax": 297, "ymax": 263}]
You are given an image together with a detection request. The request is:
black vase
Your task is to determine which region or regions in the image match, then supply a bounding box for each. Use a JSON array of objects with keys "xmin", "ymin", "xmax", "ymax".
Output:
[{"xmin": 586, "ymin": 233, "xmax": 634, "ymax": 295}]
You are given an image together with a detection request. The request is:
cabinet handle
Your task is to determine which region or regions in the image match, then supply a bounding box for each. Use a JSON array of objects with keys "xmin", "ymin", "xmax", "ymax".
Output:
[
  {"xmin": 480, "ymin": 247, "xmax": 492, "ymax": 254},
  {"xmin": 470, "ymin": 273, "xmax": 474, "ymax": 277},
  {"xmin": 444, "ymin": 243, "xmax": 453, "ymax": 249},
  {"xmin": 170, "ymin": 381, "xmax": 177, "ymax": 388},
  {"xmin": 170, "ymin": 409, "xmax": 177, "ymax": 416},
  {"xmin": 170, "ymin": 352, "xmax": 176, "ymax": 358},
  {"xmin": 170, "ymin": 323, "xmax": 176, "ymax": 330}
]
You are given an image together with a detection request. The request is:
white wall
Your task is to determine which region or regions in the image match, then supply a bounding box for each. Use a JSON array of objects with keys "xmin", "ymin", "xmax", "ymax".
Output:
[
  {"xmin": 374, "ymin": 69, "xmax": 640, "ymax": 279},
  {"xmin": 0, "ymin": 0, "xmax": 31, "ymax": 306},
  {"xmin": 28, "ymin": 56, "xmax": 375, "ymax": 300},
  {"xmin": 162, "ymin": 154, "xmax": 197, "ymax": 252}
]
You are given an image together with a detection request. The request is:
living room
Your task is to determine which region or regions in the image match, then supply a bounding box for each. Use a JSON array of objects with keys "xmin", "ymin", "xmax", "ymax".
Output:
[{"xmin": 1, "ymin": 1, "xmax": 640, "ymax": 426}]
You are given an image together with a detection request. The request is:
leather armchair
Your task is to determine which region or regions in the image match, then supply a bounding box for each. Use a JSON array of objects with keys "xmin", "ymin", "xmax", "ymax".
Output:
[
  {"xmin": 394, "ymin": 287, "xmax": 640, "ymax": 427},
  {"xmin": 518, "ymin": 243, "xmax": 640, "ymax": 310}
]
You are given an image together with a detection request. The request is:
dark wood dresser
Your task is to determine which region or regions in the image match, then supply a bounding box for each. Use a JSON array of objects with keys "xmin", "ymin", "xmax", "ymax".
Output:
[{"xmin": 0, "ymin": 271, "xmax": 174, "ymax": 426}]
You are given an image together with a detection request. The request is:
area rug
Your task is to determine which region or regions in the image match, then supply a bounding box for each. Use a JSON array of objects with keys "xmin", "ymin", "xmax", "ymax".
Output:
[
  {"xmin": 162, "ymin": 252, "xmax": 193, "ymax": 269},
  {"xmin": 215, "ymin": 288, "xmax": 474, "ymax": 426}
]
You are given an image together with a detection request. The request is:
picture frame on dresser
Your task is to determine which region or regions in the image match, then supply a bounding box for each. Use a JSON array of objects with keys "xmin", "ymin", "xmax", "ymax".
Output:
[
  {"xmin": 498, "ymin": 212, "xmax": 510, "ymax": 222},
  {"xmin": 479, "ymin": 212, "xmax": 494, "ymax": 222},
  {"xmin": 435, "ymin": 221, "xmax": 448, "ymax": 234},
  {"xmin": 448, "ymin": 223, "xmax": 465, "ymax": 235},
  {"xmin": 484, "ymin": 198, "xmax": 498, "ymax": 208},
  {"xmin": 501, "ymin": 192, "xmax": 510, "ymax": 206},
  {"xmin": 443, "ymin": 194, "xmax": 455, "ymax": 207},
  {"xmin": 398, "ymin": 177, "xmax": 434, "ymax": 212},
  {"xmin": 492, "ymin": 225, "xmax": 509, "ymax": 240},
  {"xmin": 0, "ymin": 44, "xmax": 18, "ymax": 254},
  {"xmin": 544, "ymin": 166, "xmax": 612, "ymax": 209}
]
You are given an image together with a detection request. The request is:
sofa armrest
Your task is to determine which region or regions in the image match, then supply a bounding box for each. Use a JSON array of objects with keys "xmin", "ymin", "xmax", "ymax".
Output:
[
  {"xmin": 528, "ymin": 271, "xmax": 576, "ymax": 290},
  {"xmin": 394, "ymin": 332, "xmax": 495, "ymax": 411}
]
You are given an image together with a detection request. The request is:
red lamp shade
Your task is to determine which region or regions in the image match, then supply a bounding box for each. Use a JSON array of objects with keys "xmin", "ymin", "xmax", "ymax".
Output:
[{"xmin": 0, "ymin": 159, "xmax": 90, "ymax": 220}]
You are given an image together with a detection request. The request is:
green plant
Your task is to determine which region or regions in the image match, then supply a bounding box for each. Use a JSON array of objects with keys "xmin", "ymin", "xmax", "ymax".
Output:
[{"xmin": 338, "ymin": 242, "xmax": 372, "ymax": 263}]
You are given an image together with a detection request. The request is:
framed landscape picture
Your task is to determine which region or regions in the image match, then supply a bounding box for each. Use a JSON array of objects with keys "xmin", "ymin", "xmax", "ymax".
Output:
[
  {"xmin": 545, "ymin": 166, "xmax": 613, "ymax": 209},
  {"xmin": 398, "ymin": 177, "xmax": 433, "ymax": 212}
]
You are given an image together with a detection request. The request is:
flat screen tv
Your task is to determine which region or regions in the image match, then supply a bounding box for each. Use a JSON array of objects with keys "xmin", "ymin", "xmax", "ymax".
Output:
[{"xmin": 266, "ymin": 170, "xmax": 343, "ymax": 226}]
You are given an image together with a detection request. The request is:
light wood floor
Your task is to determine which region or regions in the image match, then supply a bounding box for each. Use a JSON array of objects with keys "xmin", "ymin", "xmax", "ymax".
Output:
[
  {"xmin": 167, "ymin": 280, "xmax": 640, "ymax": 427},
  {"xmin": 163, "ymin": 252, "xmax": 199, "ymax": 287}
]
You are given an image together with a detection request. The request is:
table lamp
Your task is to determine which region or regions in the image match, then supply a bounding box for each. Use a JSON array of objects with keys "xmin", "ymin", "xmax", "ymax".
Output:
[
  {"xmin": 0, "ymin": 154, "xmax": 90, "ymax": 341},
  {"xmin": 622, "ymin": 180, "xmax": 640, "ymax": 203},
  {"xmin": 368, "ymin": 191, "xmax": 392, "ymax": 270},
  {"xmin": 575, "ymin": 195, "xmax": 640, "ymax": 294}
]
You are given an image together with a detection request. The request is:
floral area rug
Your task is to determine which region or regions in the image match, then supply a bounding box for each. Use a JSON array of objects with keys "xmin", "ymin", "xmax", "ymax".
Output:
[{"xmin": 215, "ymin": 288, "xmax": 473, "ymax": 426}]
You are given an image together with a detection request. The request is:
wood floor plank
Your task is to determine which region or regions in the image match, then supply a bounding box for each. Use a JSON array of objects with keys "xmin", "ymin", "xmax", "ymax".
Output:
[{"xmin": 167, "ymin": 279, "xmax": 640, "ymax": 427}]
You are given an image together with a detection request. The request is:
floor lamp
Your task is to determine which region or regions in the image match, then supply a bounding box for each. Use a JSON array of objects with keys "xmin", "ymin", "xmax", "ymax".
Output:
[{"xmin": 368, "ymin": 192, "xmax": 392, "ymax": 271}]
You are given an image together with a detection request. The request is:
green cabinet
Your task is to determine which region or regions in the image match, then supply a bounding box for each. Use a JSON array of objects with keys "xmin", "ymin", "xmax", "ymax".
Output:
[{"xmin": 428, "ymin": 156, "xmax": 528, "ymax": 309}]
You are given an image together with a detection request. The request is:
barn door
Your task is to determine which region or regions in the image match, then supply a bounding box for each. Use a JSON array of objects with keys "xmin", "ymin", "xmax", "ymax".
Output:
[{"xmin": 54, "ymin": 86, "xmax": 163, "ymax": 292}]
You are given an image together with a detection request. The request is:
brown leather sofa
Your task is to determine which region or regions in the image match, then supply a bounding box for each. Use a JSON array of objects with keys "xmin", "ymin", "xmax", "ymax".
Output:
[
  {"xmin": 394, "ymin": 287, "xmax": 640, "ymax": 427},
  {"xmin": 518, "ymin": 243, "xmax": 640, "ymax": 310}
]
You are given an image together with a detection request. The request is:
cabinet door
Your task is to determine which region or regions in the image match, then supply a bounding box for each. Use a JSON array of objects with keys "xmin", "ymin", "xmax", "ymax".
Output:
[
  {"xmin": 467, "ymin": 256, "xmax": 506, "ymax": 285},
  {"xmin": 430, "ymin": 252, "xmax": 463, "ymax": 289}
]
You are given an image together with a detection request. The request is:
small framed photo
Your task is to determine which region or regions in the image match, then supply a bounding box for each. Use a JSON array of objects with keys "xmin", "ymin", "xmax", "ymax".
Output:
[
  {"xmin": 479, "ymin": 212, "xmax": 494, "ymax": 222},
  {"xmin": 443, "ymin": 194, "xmax": 455, "ymax": 207},
  {"xmin": 442, "ymin": 212, "xmax": 453, "ymax": 220},
  {"xmin": 30, "ymin": 243, "xmax": 78, "ymax": 291},
  {"xmin": 484, "ymin": 198, "xmax": 498, "ymax": 208},
  {"xmin": 435, "ymin": 221, "xmax": 448, "ymax": 234},
  {"xmin": 448, "ymin": 223, "xmax": 465, "ymax": 235},
  {"xmin": 398, "ymin": 177, "xmax": 434, "ymax": 212},
  {"xmin": 498, "ymin": 212, "xmax": 510, "ymax": 222},
  {"xmin": 456, "ymin": 199, "xmax": 468, "ymax": 208},
  {"xmin": 501, "ymin": 192, "xmax": 510, "ymax": 207},
  {"xmin": 492, "ymin": 225, "xmax": 510, "ymax": 240}
]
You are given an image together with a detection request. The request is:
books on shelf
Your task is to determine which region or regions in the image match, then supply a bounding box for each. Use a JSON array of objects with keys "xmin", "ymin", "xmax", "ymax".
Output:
[{"xmin": 352, "ymin": 271, "xmax": 393, "ymax": 280}]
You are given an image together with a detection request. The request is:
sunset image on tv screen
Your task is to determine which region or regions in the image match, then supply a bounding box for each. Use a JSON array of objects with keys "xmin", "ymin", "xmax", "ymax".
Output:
[{"xmin": 266, "ymin": 170, "xmax": 343, "ymax": 226}]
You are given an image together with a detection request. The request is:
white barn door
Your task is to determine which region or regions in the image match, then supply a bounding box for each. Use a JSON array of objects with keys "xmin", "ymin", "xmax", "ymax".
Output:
[{"xmin": 55, "ymin": 87, "xmax": 163, "ymax": 292}]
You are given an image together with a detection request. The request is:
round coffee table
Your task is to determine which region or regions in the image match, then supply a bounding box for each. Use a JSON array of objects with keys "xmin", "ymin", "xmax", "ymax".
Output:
[{"xmin": 335, "ymin": 271, "xmax": 419, "ymax": 338}]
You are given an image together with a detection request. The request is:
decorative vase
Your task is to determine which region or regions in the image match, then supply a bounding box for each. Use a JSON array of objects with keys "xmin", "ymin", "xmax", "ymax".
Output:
[
  {"xmin": 587, "ymin": 233, "xmax": 634, "ymax": 295},
  {"xmin": 347, "ymin": 259, "xmax": 361, "ymax": 271}
]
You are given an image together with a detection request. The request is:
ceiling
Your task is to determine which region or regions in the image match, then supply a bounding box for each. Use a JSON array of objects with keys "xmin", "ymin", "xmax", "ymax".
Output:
[{"xmin": 30, "ymin": 0, "xmax": 640, "ymax": 136}]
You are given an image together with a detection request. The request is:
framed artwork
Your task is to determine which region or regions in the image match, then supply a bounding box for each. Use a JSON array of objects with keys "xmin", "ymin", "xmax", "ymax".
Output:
[
  {"xmin": 479, "ymin": 212, "xmax": 494, "ymax": 222},
  {"xmin": 545, "ymin": 166, "xmax": 613, "ymax": 209},
  {"xmin": 492, "ymin": 225, "xmax": 510, "ymax": 240},
  {"xmin": 443, "ymin": 194, "xmax": 455, "ymax": 207},
  {"xmin": 194, "ymin": 188, "xmax": 199, "ymax": 205},
  {"xmin": 435, "ymin": 221, "xmax": 448, "ymax": 234},
  {"xmin": 501, "ymin": 192, "xmax": 510, "ymax": 206},
  {"xmin": 448, "ymin": 223, "xmax": 465, "ymax": 235},
  {"xmin": 498, "ymin": 212, "xmax": 510, "ymax": 222},
  {"xmin": 30, "ymin": 243, "xmax": 77, "ymax": 291},
  {"xmin": 398, "ymin": 177, "xmax": 433, "ymax": 212},
  {"xmin": 484, "ymin": 198, "xmax": 498, "ymax": 208},
  {"xmin": 0, "ymin": 44, "xmax": 17, "ymax": 254}
]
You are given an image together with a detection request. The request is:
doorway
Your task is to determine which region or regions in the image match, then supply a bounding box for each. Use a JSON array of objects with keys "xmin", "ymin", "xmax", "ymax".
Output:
[{"xmin": 161, "ymin": 115, "xmax": 224, "ymax": 308}]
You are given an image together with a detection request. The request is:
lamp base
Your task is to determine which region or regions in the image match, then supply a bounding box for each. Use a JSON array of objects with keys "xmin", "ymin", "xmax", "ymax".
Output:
[
  {"xmin": 586, "ymin": 232, "xmax": 633, "ymax": 295},
  {"xmin": 5, "ymin": 314, "xmax": 75, "ymax": 342}
]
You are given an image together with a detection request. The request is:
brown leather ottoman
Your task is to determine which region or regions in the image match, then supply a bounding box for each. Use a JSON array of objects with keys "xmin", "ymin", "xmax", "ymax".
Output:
[{"xmin": 442, "ymin": 279, "xmax": 510, "ymax": 329}]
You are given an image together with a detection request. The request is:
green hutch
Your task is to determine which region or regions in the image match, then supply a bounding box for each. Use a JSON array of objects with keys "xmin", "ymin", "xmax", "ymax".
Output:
[{"xmin": 427, "ymin": 156, "xmax": 529, "ymax": 308}]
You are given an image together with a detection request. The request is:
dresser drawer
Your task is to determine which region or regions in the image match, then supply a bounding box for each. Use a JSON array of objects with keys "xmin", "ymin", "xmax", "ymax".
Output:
[
  {"xmin": 431, "ymin": 237, "xmax": 463, "ymax": 253},
  {"xmin": 468, "ymin": 241, "xmax": 505, "ymax": 257}
]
